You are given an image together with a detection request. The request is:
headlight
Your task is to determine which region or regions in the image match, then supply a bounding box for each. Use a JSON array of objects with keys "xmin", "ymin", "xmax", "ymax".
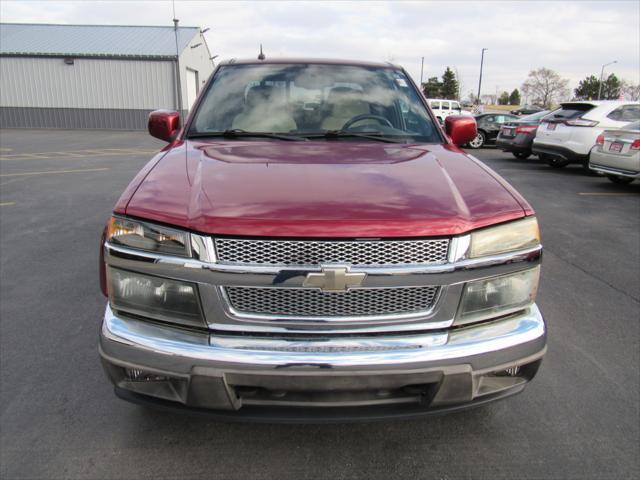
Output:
[
  {"xmin": 107, "ymin": 216, "xmax": 190, "ymax": 257},
  {"xmin": 469, "ymin": 217, "xmax": 540, "ymax": 258},
  {"xmin": 108, "ymin": 268, "xmax": 204, "ymax": 327},
  {"xmin": 455, "ymin": 267, "xmax": 540, "ymax": 325}
]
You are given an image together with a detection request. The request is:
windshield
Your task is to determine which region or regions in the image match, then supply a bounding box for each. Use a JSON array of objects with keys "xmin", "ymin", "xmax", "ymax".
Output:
[
  {"xmin": 189, "ymin": 63, "xmax": 440, "ymax": 142},
  {"xmin": 551, "ymin": 103, "xmax": 596, "ymax": 120},
  {"xmin": 623, "ymin": 120, "xmax": 640, "ymax": 131}
]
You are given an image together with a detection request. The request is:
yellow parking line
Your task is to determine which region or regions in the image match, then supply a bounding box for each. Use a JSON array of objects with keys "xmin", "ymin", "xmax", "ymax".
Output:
[
  {"xmin": 578, "ymin": 192, "xmax": 639, "ymax": 196},
  {"xmin": 0, "ymin": 201, "xmax": 16, "ymax": 206},
  {"xmin": 0, "ymin": 153, "xmax": 44, "ymax": 159},
  {"xmin": 0, "ymin": 167, "xmax": 110, "ymax": 177},
  {"xmin": 60, "ymin": 152, "xmax": 94, "ymax": 158},
  {"xmin": 0, "ymin": 148, "xmax": 157, "ymax": 161}
]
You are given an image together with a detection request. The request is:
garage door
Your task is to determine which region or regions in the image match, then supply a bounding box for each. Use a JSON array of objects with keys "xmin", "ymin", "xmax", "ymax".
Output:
[{"xmin": 186, "ymin": 68, "xmax": 199, "ymax": 110}]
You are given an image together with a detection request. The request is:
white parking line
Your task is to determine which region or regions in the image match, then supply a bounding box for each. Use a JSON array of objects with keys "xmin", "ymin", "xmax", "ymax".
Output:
[{"xmin": 0, "ymin": 167, "xmax": 110, "ymax": 177}]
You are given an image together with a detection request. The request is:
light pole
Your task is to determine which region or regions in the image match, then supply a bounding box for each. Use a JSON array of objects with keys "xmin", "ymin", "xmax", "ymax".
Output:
[
  {"xmin": 420, "ymin": 56, "xmax": 424, "ymax": 86},
  {"xmin": 598, "ymin": 60, "xmax": 617, "ymax": 100},
  {"xmin": 476, "ymin": 48, "xmax": 488, "ymax": 105}
]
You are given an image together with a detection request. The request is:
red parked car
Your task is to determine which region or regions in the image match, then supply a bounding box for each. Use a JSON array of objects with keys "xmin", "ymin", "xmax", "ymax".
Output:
[{"xmin": 100, "ymin": 58, "xmax": 546, "ymax": 421}]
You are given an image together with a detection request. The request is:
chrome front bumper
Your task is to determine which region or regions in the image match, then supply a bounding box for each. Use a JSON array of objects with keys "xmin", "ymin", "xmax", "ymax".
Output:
[{"xmin": 100, "ymin": 304, "xmax": 546, "ymax": 419}]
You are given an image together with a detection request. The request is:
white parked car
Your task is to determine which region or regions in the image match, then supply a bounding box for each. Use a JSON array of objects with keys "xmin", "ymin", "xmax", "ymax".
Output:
[
  {"xmin": 532, "ymin": 101, "xmax": 640, "ymax": 168},
  {"xmin": 589, "ymin": 120, "xmax": 640, "ymax": 184},
  {"xmin": 427, "ymin": 98, "xmax": 473, "ymax": 123}
]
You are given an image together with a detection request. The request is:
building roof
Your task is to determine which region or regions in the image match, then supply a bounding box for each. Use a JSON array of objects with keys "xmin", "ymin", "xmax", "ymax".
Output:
[{"xmin": 0, "ymin": 23, "xmax": 201, "ymax": 58}]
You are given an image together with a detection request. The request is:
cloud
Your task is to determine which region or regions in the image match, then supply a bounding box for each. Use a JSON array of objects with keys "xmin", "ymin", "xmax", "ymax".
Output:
[{"xmin": 1, "ymin": 0, "xmax": 638, "ymax": 96}]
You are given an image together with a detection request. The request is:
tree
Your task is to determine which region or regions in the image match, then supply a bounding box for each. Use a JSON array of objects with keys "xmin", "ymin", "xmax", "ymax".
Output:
[
  {"xmin": 574, "ymin": 73, "xmax": 622, "ymax": 100},
  {"xmin": 467, "ymin": 91, "xmax": 478, "ymax": 104},
  {"xmin": 509, "ymin": 88, "xmax": 521, "ymax": 105},
  {"xmin": 574, "ymin": 75, "xmax": 600, "ymax": 100},
  {"xmin": 521, "ymin": 67, "xmax": 569, "ymax": 108},
  {"xmin": 454, "ymin": 66, "xmax": 464, "ymax": 102},
  {"xmin": 621, "ymin": 80, "xmax": 640, "ymax": 101},
  {"xmin": 600, "ymin": 73, "xmax": 621, "ymax": 100},
  {"xmin": 441, "ymin": 67, "xmax": 459, "ymax": 100},
  {"xmin": 498, "ymin": 91, "xmax": 510, "ymax": 105},
  {"xmin": 422, "ymin": 77, "xmax": 442, "ymax": 98}
]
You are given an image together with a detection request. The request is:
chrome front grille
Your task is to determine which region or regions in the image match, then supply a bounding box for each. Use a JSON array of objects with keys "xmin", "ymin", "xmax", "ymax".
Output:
[
  {"xmin": 214, "ymin": 238, "xmax": 450, "ymax": 266},
  {"xmin": 224, "ymin": 286, "xmax": 440, "ymax": 318}
]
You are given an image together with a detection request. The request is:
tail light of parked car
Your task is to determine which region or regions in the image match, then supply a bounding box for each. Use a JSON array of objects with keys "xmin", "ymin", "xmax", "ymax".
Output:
[
  {"xmin": 515, "ymin": 125, "xmax": 538, "ymax": 134},
  {"xmin": 631, "ymin": 139, "xmax": 640, "ymax": 150},
  {"xmin": 595, "ymin": 134, "xmax": 605, "ymax": 146},
  {"xmin": 564, "ymin": 118, "xmax": 599, "ymax": 127}
]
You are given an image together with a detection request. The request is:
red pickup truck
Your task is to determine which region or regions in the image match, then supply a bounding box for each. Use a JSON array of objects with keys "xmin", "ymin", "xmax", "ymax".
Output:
[{"xmin": 99, "ymin": 58, "xmax": 546, "ymax": 421}]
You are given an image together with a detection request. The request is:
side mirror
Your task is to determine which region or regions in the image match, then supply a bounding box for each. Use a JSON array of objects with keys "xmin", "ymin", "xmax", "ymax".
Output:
[
  {"xmin": 148, "ymin": 110, "xmax": 181, "ymax": 142},
  {"xmin": 445, "ymin": 115, "xmax": 477, "ymax": 146}
]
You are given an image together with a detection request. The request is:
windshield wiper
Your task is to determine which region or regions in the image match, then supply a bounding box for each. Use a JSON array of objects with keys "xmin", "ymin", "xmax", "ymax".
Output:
[
  {"xmin": 304, "ymin": 130, "xmax": 407, "ymax": 143},
  {"xmin": 187, "ymin": 129, "xmax": 307, "ymax": 141}
]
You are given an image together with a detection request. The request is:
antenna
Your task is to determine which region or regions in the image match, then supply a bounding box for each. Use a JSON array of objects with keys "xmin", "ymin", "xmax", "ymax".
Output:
[
  {"xmin": 258, "ymin": 44, "xmax": 265, "ymax": 61},
  {"xmin": 171, "ymin": 0, "xmax": 183, "ymax": 112}
]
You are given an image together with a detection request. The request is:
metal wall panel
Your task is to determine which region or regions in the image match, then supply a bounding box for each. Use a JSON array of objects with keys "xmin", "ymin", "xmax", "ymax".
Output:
[
  {"xmin": 0, "ymin": 56, "xmax": 176, "ymax": 110},
  {"xmin": 0, "ymin": 107, "xmax": 183, "ymax": 130}
]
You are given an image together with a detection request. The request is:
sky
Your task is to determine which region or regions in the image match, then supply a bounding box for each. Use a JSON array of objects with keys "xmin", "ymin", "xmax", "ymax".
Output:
[{"xmin": 1, "ymin": 0, "xmax": 638, "ymax": 99}]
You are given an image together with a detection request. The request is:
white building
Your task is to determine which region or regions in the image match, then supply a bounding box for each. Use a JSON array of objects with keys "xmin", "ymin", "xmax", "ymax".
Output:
[{"xmin": 0, "ymin": 23, "xmax": 214, "ymax": 129}]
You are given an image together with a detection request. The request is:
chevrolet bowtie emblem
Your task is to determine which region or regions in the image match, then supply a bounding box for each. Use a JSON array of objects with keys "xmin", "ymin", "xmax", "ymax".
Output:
[{"xmin": 303, "ymin": 267, "xmax": 366, "ymax": 293}]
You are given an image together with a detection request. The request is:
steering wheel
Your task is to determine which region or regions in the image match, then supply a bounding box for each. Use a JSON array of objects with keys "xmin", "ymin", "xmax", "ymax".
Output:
[{"xmin": 341, "ymin": 114, "xmax": 393, "ymax": 131}]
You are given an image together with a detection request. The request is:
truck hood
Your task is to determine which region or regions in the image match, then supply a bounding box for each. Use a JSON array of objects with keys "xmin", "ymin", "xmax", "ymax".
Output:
[{"xmin": 123, "ymin": 140, "xmax": 530, "ymax": 237}]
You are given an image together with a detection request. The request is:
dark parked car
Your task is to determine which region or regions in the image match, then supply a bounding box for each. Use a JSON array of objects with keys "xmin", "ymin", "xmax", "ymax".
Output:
[
  {"xmin": 496, "ymin": 110, "xmax": 553, "ymax": 159},
  {"xmin": 467, "ymin": 113, "xmax": 519, "ymax": 148},
  {"xmin": 511, "ymin": 105, "xmax": 544, "ymax": 116}
]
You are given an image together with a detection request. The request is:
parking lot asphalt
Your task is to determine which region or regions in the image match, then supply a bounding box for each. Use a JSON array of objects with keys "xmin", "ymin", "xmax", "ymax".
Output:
[{"xmin": 1, "ymin": 129, "xmax": 638, "ymax": 480}]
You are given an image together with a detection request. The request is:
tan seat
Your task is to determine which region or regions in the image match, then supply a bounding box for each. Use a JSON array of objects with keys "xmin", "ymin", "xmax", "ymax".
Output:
[
  {"xmin": 320, "ymin": 87, "xmax": 370, "ymax": 131},
  {"xmin": 232, "ymin": 85, "xmax": 297, "ymax": 132}
]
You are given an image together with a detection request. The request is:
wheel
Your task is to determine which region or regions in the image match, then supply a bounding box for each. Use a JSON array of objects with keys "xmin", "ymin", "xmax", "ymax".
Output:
[
  {"xmin": 512, "ymin": 151, "xmax": 531, "ymax": 160},
  {"xmin": 541, "ymin": 154, "xmax": 570, "ymax": 168},
  {"xmin": 606, "ymin": 174, "xmax": 634, "ymax": 185},
  {"xmin": 468, "ymin": 131, "xmax": 486, "ymax": 149},
  {"xmin": 581, "ymin": 155, "xmax": 598, "ymax": 174}
]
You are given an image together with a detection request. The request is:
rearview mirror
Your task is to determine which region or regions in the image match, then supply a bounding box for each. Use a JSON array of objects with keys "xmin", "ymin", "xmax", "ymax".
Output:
[
  {"xmin": 148, "ymin": 110, "xmax": 181, "ymax": 143},
  {"xmin": 445, "ymin": 115, "xmax": 477, "ymax": 146}
]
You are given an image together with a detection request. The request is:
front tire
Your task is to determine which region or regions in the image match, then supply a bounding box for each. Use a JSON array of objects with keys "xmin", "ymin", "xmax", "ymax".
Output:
[
  {"xmin": 513, "ymin": 151, "xmax": 531, "ymax": 160},
  {"xmin": 468, "ymin": 131, "xmax": 486, "ymax": 149},
  {"xmin": 607, "ymin": 175, "xmax": 634, "ymax": 185},
  {"xmin": 541, "ymin": 154, "xmax": 570, "ymax": 168}
]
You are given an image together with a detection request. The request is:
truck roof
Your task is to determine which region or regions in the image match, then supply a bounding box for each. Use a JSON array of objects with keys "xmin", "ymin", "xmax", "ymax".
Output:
[{"xmin": 218, "ymin": 57, "xmax": 402, "ymax": 69}]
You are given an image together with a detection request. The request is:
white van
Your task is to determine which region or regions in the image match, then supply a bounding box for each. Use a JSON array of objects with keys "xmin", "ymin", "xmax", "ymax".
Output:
[{"xmin": 427, "ymin": 98, "xmax": 473, "ymax": 123}]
